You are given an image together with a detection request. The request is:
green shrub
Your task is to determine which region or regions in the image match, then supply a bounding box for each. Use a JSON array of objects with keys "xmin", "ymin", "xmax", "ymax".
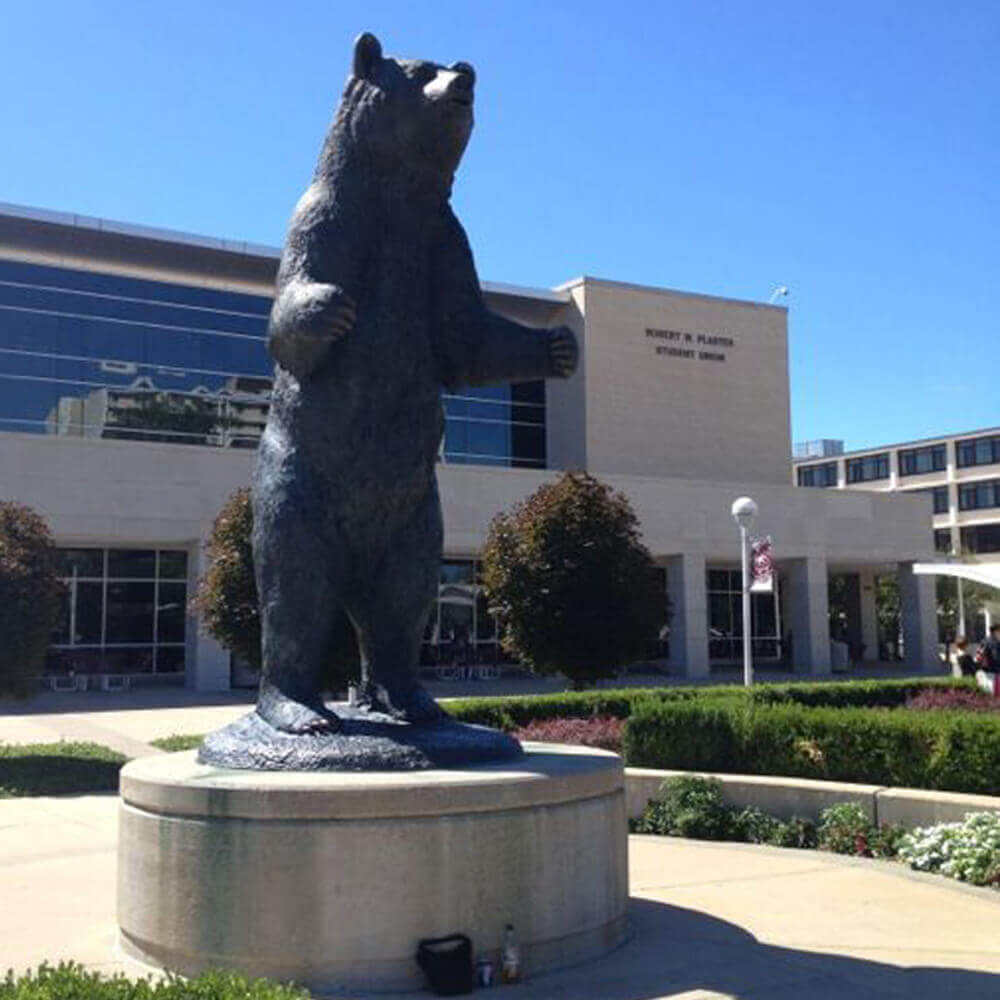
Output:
[
  {"xmin": 869, "ymin": 822, "xmax": 907, "ymax": 859},
  {"xmin": 631, "ymin": 775, "xmax": 733, "ymax": 839},
  {"xmin": 0, "ymin": 962, "xmax": 310, "ymax": 999},
  {"xmin": 623, "ymin": 696, "xmax": 1000, "ymax": 795},
  {"xmin": 0, "ymin": 742, "xmax": 126, "ymax": 797},
  {"xmin": 631, "ymin": 775, "xmax": 817, "ymax": 848},
  {"xmin": 812, "ymin": 802, "xmax": 905, "ymax": 858},
  {"xmin": 770, "ymin": 815, "xmax": 818, "ymax": 849},
  {"xmin": 729, "ymin": 805, "xmax": 784, "ymax": 844},
  {"xmin": 899, "ymin": 812, "xmax": 1000, "ymax": 885},
  {"xmin": 817, "ymin": 802, "xmax": 874, "ymax": 854}
]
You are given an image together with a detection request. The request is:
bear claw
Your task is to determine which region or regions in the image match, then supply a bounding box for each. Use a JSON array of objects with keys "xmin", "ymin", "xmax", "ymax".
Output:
[{"xmin": 256, "ymin": 689, "xmax": 342, "ymax": 735}]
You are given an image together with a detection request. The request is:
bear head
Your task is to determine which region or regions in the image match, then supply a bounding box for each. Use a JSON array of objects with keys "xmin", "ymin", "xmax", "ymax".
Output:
[{"xmin": 331, "ymin": 33, "xmax": 476, "ymax": 192}]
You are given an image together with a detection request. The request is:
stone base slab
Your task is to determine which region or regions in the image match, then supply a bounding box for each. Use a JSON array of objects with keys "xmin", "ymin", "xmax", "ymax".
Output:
[
  {"xmin": 117, "ymin": 745, "xmax": 628, "ymax": 995},
  {"xmin": 197, "ymin": 705, "xmax": 523, "ymax": 771}
]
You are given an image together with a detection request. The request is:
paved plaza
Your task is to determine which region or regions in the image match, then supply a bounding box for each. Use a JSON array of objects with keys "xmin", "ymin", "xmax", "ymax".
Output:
[
  {"xmin": 2, "ymin": 791, "xmax": 999, "ymax": 998},
  {"xmin": 0, "ymin": 795, "xmax": 1000, "ymax": 1000},
  {"xmin": 4, "ymin": 682, "xmax": 999, "ymax": 998}
]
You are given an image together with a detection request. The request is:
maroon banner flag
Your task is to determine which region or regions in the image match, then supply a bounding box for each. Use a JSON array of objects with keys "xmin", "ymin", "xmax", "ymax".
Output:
[{"xmin": 750, "ymin": 536, "xmax": 774, "ymax": 593}]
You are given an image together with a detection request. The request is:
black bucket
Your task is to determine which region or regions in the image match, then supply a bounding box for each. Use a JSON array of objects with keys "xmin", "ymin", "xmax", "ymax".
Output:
[{"xmin": 415, "ymin": 933, "xmax": 477, "ymax": 996}]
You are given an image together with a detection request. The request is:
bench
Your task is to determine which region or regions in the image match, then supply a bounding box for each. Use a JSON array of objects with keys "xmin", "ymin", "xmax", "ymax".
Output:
[
  {"xmin": 98, "ymin": 673, "xmax": 131, "ymax": 693},
  {"xmin": 47, "ymin": 674, "xmax": 88, "ymax": 692}
]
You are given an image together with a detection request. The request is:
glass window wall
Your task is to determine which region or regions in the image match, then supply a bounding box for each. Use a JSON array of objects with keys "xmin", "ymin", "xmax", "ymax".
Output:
[
  {"xmin": 898, "ymin": 445, "xmax": 946, "ymax": 476},
  {"xmin": 959, "ymin": 480, "xmax": 1000, "ymax": 512},
  {"xmin": 956, "ymin": 435, "xmax": 1000, "ymax": 469},
  {"xmin": 797, "ymin": 462, "xmax": 838, "ymax": 488},
  {"xmin": 706, "ymin": 568, "xmax": 782, "ymax": 661},
  {"xmin": 46, "ymin": 547, "xmax": 188, "ymax": 675},
  {"xmin": 0, "ymin": 259, "xmax": 547, "ymax": 467},
  {"xmin": 934, "ymin": 529, "xmax": 953, "ymax": 554},
  {"xmin": 906, "ymin": 486, "xmax": 949, "ymax": 514},
  {"xmin": 422, "ymin": 559, "xmax": 504, "ymax": 672},
  {"xmin": 960, "ymin": 524, "xmax": 1000, "ymax": 554},
  {"xmin": 846, "ymin": 453, "xmax": 890, "ymax": 483}
]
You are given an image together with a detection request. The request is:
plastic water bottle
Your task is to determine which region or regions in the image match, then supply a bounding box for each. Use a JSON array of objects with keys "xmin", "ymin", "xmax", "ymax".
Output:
[{"xmin": 501, "ymin": 923, "xmax": 521, "ymax": 983}]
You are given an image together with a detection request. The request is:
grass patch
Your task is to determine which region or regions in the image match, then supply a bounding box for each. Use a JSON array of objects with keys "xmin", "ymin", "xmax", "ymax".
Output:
[
  {"xmin": 0, "ymin": 742, "xmax": 126, "ymax": 797},
  {"xmin": 150, "ymin": 733, "xmax": 204, "ymax": 752}
]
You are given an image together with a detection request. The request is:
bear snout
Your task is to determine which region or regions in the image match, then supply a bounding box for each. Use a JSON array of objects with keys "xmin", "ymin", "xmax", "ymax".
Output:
[{"xmin": 424, "ymin": 67, "xmax": 475, "ymax": 108}]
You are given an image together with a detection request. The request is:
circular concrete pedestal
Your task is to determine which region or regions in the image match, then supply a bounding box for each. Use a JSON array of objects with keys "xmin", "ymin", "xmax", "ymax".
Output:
[{"xmin": 117, "ymin": 745, "xmax": 628, "ymax": 995}]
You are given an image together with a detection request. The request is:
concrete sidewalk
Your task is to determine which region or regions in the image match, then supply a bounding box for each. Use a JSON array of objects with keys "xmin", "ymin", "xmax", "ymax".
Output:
[
  {"xmin": 0, "ymin": 691, "xmax": 255, "ymax": 757},
  {"xmin": 2, "ymin": 794, "xmax": 999, "ymax": 998}
]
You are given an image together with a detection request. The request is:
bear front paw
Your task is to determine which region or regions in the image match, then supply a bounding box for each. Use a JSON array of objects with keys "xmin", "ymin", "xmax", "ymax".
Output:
[
  {"xmin": 269, "ymin": 284, "xmax": 358, "ymax": 380},
  {"xmin": 548, "ymin": 326, "xmax": 579, "ymax": 378}
]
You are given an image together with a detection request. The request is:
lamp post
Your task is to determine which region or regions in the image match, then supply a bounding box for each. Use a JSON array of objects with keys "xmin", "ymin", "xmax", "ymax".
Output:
[{"xmin": 731, "ymin": 496, "xmax": 758, "ymax": 687}]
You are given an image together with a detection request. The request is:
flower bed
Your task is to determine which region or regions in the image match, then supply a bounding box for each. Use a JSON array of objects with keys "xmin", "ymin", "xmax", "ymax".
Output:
[
  {"xmin": 631, "ymin": 776, "xmax": 903, "ymax": 856},
  {"xmin": 632, "ymin": 776, "xmax": 1000, "ymax": 887},
  {"xmin": 899, "ymin": 812, "xmax": 1000, "ymax": 886},
  {"xmin": 511, "ymin": 715, "xmax": 623, "ymax": 752},
  {"xmin": 904, "ymin": 689, "xmax": 1000, "ymax": 713}
]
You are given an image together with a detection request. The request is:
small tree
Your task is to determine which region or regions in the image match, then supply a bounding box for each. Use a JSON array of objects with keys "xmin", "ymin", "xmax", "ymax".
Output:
[
  {"xmin": 480, "ymin": 471, "xmax": 668, "ymax": 690},
  {"xmin": 0, "ymin": 502, "xmax": 63, "ymax": 698},
  {"xmin": 191, "ymin": 489, "xmax": 358, "ymax": 693}
]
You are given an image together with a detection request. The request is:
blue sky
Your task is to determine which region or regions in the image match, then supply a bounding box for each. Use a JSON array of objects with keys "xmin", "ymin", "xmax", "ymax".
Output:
[{"xmin": 2, "ymin": 1, "xmax": 997, "ymax": 450}]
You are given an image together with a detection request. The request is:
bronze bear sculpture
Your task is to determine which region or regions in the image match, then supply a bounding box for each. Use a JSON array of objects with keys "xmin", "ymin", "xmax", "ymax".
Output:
[{"xmin": 252, "ymin": 32, "xmax": 578, "ymax": 735}]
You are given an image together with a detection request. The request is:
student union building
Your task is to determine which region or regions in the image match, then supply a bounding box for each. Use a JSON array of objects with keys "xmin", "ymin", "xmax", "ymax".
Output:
[{"xmin": 0, "ymin": 202, "xmax": 938, "ymax": 690}]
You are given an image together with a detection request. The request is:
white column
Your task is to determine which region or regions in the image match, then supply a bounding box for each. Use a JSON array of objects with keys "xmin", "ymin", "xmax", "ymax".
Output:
[
  {"xmin": 858, "ymin": 569, "xmax": 879, "ymax": 662},
  {"xmin": 785, "ymin": 557, "xmax": 831, "ymax": 674},
  {"xmin": 186, "ymin": 535, "xmax": 234, "ymax": 692},
  {"xmin": 900, "ymin": 562, "xmax": 940, "ymax": 674},
  {"xmin": 189, "ymin": 631, "xmax": 232, "ymax": 692},
  {"xmin": 666, "ymin": 552, "xmax": 709, "ymax": 679}
]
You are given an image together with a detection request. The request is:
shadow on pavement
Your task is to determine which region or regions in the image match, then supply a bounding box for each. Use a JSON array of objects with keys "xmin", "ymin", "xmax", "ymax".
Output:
[{"xmin": 524, "ymin": 897, "xmax": 1000, "ymax": 999}]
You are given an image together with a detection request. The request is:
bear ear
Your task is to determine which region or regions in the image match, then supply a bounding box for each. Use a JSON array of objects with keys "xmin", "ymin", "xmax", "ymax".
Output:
[{"xmin": 353, "ymin": 32, "xmax": 383, "ymax": 81}]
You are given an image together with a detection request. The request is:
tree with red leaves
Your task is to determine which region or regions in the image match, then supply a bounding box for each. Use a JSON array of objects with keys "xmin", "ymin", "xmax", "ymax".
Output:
[
  {"xmin": 481, "ymin": 472, "xmax": 668, "ymax": 690},
  {"xmin": 0, "ymin": 502, "xmax": 62, "ymax": 697}
]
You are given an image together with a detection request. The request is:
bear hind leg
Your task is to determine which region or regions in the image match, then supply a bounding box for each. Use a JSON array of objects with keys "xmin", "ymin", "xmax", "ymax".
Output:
[
  {"xmin": 254, "ymin": 507, "xmax": 344, "ymax": 735},
  {"xmin": 348, "ymin": 491, "xmax": 446, "ymax": 725}
]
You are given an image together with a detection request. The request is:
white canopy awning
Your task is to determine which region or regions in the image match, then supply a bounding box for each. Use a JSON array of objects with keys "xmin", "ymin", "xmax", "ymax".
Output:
[{"xmin": 913, "ymin": 562, "xmax": 1000, "ymax": 591}]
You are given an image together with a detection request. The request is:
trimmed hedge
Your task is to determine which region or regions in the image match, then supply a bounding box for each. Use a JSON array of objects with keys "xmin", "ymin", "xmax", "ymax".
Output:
[
  {"xmin": 623, "ymin": 696, "xmax": 1000, "ymax": 795},
  {"xmin": 147, "ymin": 679, "xmax": 973, "ymax": 756},
  {"xmin": 445, "ymin": 678, "xmax": 969, "ymax": 731},
  {"xmin": 0, "ymin": 962, "xmax": 309, "ymax": 999},
  {"xmin": 444, "ymin": 685, "xmax": 739, "ymax": 730}
]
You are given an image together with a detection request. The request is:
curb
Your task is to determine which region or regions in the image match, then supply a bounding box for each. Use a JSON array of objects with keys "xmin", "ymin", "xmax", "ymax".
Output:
[{"xmin": 625, "ymin": 767, "xmax": 1000, "ymax": 829}]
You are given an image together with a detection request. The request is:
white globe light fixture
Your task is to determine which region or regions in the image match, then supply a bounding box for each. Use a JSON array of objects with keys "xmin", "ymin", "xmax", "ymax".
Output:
[
  {"xmin": 731, "ymin": 496, "xmax": 758, "ymax": 529},
  {"xmin": 731, "ymin": 497, "xmax": 758, "ymax": 686}
]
